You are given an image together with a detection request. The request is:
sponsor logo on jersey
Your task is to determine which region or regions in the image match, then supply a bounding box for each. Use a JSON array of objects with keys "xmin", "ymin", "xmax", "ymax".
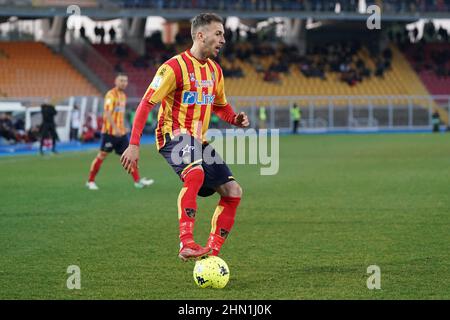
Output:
[
  {"xmin": 150, "ymin": 76, "xmax": 162, "ymax": 89},
  {"xmin": 182, "ymin": 91, "xmax": 215, "ymax": 105}
]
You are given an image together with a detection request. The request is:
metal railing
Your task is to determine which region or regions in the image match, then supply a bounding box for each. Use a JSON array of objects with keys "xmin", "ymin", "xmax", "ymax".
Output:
[
  {"xmin": 2, "ymin": 95, "xmax": 449, "ymax": 139},
  {"xmin": 227, "ymin": 95, "xmax": 450, "ymax": 131}
]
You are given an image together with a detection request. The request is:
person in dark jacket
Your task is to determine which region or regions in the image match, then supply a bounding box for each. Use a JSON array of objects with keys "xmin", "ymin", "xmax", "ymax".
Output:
[{"xmin": 40, "ymin": 102, "xmax": 59, "ymax": 154}]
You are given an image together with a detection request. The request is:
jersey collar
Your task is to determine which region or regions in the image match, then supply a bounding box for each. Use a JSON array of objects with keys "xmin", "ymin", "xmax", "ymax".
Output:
[{"xmin": 186, "ymin": 49, "xmax": 208, "ymax": 65}]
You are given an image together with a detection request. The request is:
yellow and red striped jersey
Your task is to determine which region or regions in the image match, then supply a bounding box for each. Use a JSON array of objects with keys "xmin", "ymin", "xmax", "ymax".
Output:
[
  {"xmin": 141, "ymin": 49, "xmax": 227, "ymax": 149},
  {"xmin": 102, "ymin": 87, "xmax": 127, "ymax": 136}
]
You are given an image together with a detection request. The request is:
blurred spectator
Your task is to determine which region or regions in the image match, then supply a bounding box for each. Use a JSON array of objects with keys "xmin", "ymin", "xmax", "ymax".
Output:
[
  {"xmin": 230, "ymin": 61, "xmax": 244, "ymax": 78},
  {"xmin": 114, "ymin": 44, "xmax": 128, "ymax": 58},
  {"xmin": 81, "ymin": 112, "xmax": 99, "ymax": 142},
  {"xmin": 39, "ymin": 102, "xmax": 59, "ymax": 154},
  {"xmin": 290, "ymin": 103, "xmax": 301, "ymax": 134},
  {"xmin": 438, "ymin": 26, "xmax": 448, "ymax": 42},
  {"xmin": 133, "ymin": 56, "xmax": 148, "ymax": 68},
  {"xmin": 13, "ymin": 115, "xmax": 27, "ymax": 143},
  {"xmin": 70, "ymin": 105, "xmax": 81, "ymax": 141},
  {"xmin": 432, "ymin": 111, "xmax": 441, "ymax": 132},
  {"xmin": 250, "ymin": 56, "xmax": 264, "ymax": 73},
  {"xmin": 80, "ymin": 25, "xmax": 86, "ymax": 39},
  {"xmin": 0, "ymin": 112, "xmax": 17, "ymax": 144},
  {"xmin": 263, "ymin": 69, "xmax": 281, "ymax": 83},
  {"xmin": 258, "ymin": 106, "xmax": 267, "ymax": 129},
  {"xmin": 94, "ymin": 25, "xmax": 100, "ymax": 43},
  {"xmin": 424, "ymin": 20, "xmax": 436, "ymax": 41},
  {"xmin": 99, "ymin": 26, "xmax": 106, "ymax": 44},
  {"xmin": 114, "ymin": 62, "xmax": 124, "ymax": 73},
  {"xmin": 412, "ymin": 27, "xmax": 419, "ymax": 42},
  {"xmin": 109, "ymin": 26, "xmax": 116, "ymax": 43},
  {"xmin": 356, "ymin": 58, "xmax": 371, "ymax": 78},
  {"xmin": 375, "ymin": 58, "xmax": 385, "ymax": 77},
  {"xmin": 27, "ymin": 126, "xmax": 40, "ymax": 143}
]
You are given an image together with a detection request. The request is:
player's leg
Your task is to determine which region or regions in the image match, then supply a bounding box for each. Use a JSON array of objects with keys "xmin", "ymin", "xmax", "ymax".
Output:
[
  {"xmin": 116, "ymin": 134, "xmax": 154, "ymax": 188},
  {"xmin": 200, "ymin": 143, "xmax": 242, "ymax": 256},
  {"xmin": 86, "ymin": 134, "xmax": 112, "ymax": 189},
  {"xmin": 86, "ymin": 150, "xmax": 108, "ymax": 190},
  {"xmin": 50, "ymin": 125, "xmax": 58, "ymax": 153},
  {"xmin": 159, "ymin": 134, "xmax": 211, "ymax": 261},
  {"xmin": 207, "ymin": 181, "xmax": 242, "ymax": 256},
  {"xmin": 177, "ymin": 165, "xmax": 211, "ymax": 261},
  {"xmin": 130, "ymin": 164, "xmax": 154, "ymax": 188},
  {"xmin": 39, "ymin": 125, "xmax": 48, "ymax": 155}
]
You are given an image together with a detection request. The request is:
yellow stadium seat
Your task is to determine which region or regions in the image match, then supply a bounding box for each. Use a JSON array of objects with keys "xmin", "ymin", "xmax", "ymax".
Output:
[{"xmin": 0, "ymin": 41, "xmax": 99, "ymax": 98}]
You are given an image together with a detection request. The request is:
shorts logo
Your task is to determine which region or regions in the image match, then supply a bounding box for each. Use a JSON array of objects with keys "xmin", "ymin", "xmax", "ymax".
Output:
[
  {"xmin": 105, "ymin": 142, "xmax": 113, "ymax": 148},
  {"xmin": 181, "ymin": 144, "xmax": 195, "ymax": 156},
  {"xmin": 182, "ymin": 91, "xmax": 215, "ymax": 105},
  {"xmin": 181, "ymin": 144, "xmax": 195, "ymax": 164}
]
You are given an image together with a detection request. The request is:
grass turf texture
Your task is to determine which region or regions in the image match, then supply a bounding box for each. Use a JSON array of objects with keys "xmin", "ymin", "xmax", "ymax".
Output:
[{"xmin": 0, "ymin": 133, "xmax": 449, "ymax": 299}]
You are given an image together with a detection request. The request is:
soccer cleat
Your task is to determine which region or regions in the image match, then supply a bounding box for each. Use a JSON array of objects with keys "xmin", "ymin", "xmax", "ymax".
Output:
[
  {"xmin": 85, "ymin": 181, "xmax": 99, "ymax": 190},
  {"xmin": 134, "ymin": 177, "xmax": 154, "ymax": 189},
  {"xmin": 206, "ymin": 233, "xmax": 226, "ymax": 256},
  {"xmin": 139, "ymin": 177, "xmax": 154, "ymax": 186},
  {"xmin": 178, "ymin": 241, "xmax": 212, "ymax": 262}
]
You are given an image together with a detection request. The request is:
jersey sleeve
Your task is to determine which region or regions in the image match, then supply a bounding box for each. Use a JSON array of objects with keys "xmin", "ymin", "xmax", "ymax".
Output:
[
  {"xmin": 103, "ymin": 92, "xmax": 115, "ymax": 112},
  {"xmin": 213, "ymin": 64, "xmax": 227, "ymax": 107},
  {"xmin": 143, "ymin": 64, "xmax": 177, "ymax": 105}
]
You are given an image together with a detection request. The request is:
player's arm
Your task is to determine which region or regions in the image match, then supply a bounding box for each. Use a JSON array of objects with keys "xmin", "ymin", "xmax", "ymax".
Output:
[
  {"xmin": 212, "ymin": 66, "xmax": 249, "ymax": 128},
  {"xmin": 121, "ymin": 64, "xmax": 176, "ymax": 173}
]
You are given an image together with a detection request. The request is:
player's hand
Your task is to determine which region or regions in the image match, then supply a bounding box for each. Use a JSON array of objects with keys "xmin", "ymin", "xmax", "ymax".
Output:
[
  {"xmin": 120, "ymin": 144, "xmax": 140, "ymax": 174},
  {"xmin": 234, "ymin": 112, "xmax": 250, "ymax": 128}
]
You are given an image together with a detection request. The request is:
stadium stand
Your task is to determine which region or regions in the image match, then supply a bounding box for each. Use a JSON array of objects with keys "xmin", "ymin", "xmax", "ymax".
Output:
[
  {"xmin": 403, "ymin": 42, "xmax": 450, "ymax": 95},
  {"xmin": 83, "ymin": 37, "xmax": 429, "ymax": 101},
  {"xmin": 219, "ymin": 43, "xmax": 429, "ymax": 98},
  {"xmin": 88, "ymin": 43, "xmax": 158, "ymax": 97},
  {"xmin": 0, "ymin": 42, "xmax": 99, "ymax": 98}
]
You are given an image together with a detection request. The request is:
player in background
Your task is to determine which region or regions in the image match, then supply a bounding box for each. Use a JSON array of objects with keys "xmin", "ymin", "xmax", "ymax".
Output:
[
  {"xmin": 86, "ymin": 73, "xmax": 154, "ymax": 190},
  {"xmin": 120, "ymin": 13, "xmax": 249, "ymax": 261}
]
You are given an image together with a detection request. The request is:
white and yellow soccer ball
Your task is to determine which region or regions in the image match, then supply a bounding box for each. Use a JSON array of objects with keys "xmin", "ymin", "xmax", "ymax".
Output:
[{"xmin": 193, "ymin": 256, "xmax": 230, "ymax": 289}]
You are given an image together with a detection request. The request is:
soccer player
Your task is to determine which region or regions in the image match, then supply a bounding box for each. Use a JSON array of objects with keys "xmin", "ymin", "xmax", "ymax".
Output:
[
  {"xmin": 86, "ymin": 73, "xmax": 154, "ymax": 190},
  {"xmin": 120, "ymin": 13, "xmax": 249, "ymax": 261}
]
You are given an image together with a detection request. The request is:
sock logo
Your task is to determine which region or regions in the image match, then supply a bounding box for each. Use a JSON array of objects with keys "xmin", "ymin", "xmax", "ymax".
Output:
[
  {"xmin": 185, "ymin": 208, "xmax": 196, "ymax": 218},
  {"xmin": 220, "ymin": 229, "xmax": 229, "ymax": 238}
]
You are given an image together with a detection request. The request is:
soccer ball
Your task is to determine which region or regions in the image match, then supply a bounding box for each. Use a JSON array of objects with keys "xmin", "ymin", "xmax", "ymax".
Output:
[{"xmin": 193, "ymin": 256, "xmax": 230, "ymax": 289}]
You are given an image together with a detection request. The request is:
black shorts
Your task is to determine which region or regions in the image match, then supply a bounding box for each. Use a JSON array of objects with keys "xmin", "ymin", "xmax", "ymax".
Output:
[
  {"xmin": 159, "ymin": 134, "xmax": 235, "ymax": 197},
  {"xmin": 100, "ymin": 134, "xmax": 129, "ymax": 155}
]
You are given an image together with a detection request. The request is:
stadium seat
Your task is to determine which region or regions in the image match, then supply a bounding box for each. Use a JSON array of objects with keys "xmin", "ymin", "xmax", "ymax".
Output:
[{"xmin": 0, "ymin": 42, "xmax": 99, "ymax": 98}]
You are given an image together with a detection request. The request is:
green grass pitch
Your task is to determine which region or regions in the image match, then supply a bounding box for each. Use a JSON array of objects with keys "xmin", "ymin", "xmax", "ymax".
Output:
[{"xmin": 0, "ymin": 133, "xmax": 449, "ymax": 299}]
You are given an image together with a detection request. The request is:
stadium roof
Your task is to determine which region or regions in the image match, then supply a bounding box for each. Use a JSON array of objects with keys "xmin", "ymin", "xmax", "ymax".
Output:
[{"xmin": 0, "ymin": 6, "xmax": 450, "ymax": 21}]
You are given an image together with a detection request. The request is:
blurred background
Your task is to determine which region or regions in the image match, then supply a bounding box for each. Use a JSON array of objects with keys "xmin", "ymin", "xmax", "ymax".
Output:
[{"xmin": 1, "ymin": 0, "xmax": 450, "ymax": 153}]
